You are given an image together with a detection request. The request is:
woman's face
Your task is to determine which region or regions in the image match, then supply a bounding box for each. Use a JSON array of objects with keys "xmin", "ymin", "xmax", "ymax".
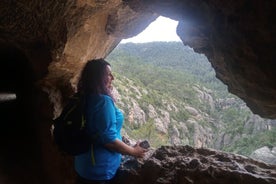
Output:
[{"xmin": 105, "ymin": 65, "xmax": 114, "ymax": 90}]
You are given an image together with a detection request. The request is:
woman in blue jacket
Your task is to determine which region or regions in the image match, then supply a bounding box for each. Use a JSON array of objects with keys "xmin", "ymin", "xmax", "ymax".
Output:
[{"xmin": 75, "ymin": 59, "xmax": 147, "ymax": 184}]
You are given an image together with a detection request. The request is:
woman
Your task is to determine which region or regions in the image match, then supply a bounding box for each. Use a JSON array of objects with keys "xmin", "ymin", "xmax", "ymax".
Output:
[{"xmin": 75, "ymin": 59, "xmax": 147, "ymax": 184}]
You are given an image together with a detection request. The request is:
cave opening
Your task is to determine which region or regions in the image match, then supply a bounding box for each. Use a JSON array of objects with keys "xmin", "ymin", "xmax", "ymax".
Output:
[
  {"xmin": 107, "ymin": 14, "xmax": 275, "ymax": 157},
  {"xmin": 0, "ymin": 45, "xmax": 43, "ymax": 183}
]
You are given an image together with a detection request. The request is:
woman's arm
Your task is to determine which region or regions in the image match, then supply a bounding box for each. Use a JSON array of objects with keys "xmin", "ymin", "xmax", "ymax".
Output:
[
  {"xmin": 105, "ymin": 139, "xmax": 147, "ymax": 158},
  {"xmin": 94, "ymin": 96, "xmax": 147, "ymax": 158}
]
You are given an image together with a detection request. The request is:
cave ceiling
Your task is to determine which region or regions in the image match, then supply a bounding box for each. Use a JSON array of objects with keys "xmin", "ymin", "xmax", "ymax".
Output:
[{"xmin": 0, "ymin": 0, "xmax": 275, "ymax": 118}]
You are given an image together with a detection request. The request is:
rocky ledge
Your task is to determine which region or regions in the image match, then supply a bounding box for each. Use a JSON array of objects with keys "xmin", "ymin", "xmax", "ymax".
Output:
[{"xmin": 118, "ymin": 145, "xmax": 276, "ymax": 184}]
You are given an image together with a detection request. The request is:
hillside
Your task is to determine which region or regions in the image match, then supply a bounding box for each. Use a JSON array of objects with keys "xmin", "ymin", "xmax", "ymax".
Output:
[{"xmin": 107, "ymin": 42, "xmax": 276, "ymax": 158}]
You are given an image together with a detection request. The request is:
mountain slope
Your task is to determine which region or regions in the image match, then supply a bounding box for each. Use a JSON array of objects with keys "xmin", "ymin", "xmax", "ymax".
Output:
[{"xmin": 107, "ymin": 42, "xmax": 276, "ymax": 156}]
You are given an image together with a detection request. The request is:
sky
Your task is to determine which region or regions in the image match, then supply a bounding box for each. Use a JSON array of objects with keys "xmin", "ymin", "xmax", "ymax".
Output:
[{"xmin": 121, "ymin": 16, "xmax": 182, "ymax": 43}]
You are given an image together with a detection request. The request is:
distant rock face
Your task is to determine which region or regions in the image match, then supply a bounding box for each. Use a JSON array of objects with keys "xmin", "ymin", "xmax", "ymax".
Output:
[
  {"xmin": 250, "ymin": 146, "xmax": 276, "ymax": 165},
  {"xmin": 127, "ymin": 99, "xmax": 146, "ymax": 127},
  {"xmin": 118, "ymin": 145, "xmax": 276, "ymax": 184}
]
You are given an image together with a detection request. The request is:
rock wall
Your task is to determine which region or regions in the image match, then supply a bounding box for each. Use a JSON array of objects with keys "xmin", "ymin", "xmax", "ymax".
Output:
[
  {"xmin": 1, "ymin": 0, "xmax": 275, "ymax": 118},
  {"xmin": 118, "ymin": 145, "xmax": 276, "ymax": 184},
  {"xmin": 250, "ymin": 146, "xmax": 276, "ymax": 165},
  {"xmin": 0, "ymin": 0, "xmax": 275, "ymax": 183}
]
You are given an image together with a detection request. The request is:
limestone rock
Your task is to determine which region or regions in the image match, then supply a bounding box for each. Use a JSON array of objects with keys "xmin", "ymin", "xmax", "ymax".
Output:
[
  {"xmin": 250, "ymin": 146, "xmax": 276, "ymax": 165},
  {"xmin": 118, "ymin": 145, "xmax": 276, "ymax": 184},
  {"xmin": 185, "ymin": 106, "xmax": 199, "ymax": 117}
]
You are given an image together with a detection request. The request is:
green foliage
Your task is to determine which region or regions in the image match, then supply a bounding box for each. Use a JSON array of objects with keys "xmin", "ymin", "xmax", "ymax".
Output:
[
  {"xmin": 127, "ymin": 119, "xmax": 169, "ymax": 148},
  {"xmin": 107, "ymin": 42, "xmax": 275, "ymax": 156},
  {"xmin": 223, "ymin": 127, "xmax": 276, "ymax": 156}
]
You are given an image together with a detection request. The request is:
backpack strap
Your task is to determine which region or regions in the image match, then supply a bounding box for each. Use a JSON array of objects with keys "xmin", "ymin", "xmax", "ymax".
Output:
[
  {"xmin": 89, "ymin": 133, "xmax": 99, "ymax": 166},
  {"xmin": 77, "ymin": 94, "xmax": 99, "ymax": 166},
  {"xmin": 91, "ymin": 144, "xmax": 96, "ymax": 165}
]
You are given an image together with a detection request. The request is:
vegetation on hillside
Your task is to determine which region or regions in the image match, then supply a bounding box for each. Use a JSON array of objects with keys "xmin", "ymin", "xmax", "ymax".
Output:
[{"xmin": 107, "ymin": 42, "xmax": 275, "ymax": 156}]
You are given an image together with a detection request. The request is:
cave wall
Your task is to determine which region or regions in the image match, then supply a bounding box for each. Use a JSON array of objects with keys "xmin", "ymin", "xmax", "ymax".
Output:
[
  {"xmin": 138, "ymin": 0, "xmax": 276, "ymax": 119},
  {"xmin": 1, "ymin": 0, "xmax": 275, "ymax": 118},
  {"xmin": 0, "ymin": 0, "xmax": 275, "ymax": 183}
]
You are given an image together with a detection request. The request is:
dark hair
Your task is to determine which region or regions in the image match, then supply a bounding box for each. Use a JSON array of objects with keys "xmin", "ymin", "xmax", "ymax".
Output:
[{"xmin": 77, "ymin": 58, "xmax": 111, "ymax": 96}]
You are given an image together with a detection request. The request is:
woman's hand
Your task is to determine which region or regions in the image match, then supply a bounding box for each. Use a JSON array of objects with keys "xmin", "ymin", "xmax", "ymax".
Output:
[
  {"xmin": 131, "ymin": 141, "xmax": 148, "ymax": 158},
  {"xmin": 105, "ymin": 139, "xmax": 148, "ymax": 158}
]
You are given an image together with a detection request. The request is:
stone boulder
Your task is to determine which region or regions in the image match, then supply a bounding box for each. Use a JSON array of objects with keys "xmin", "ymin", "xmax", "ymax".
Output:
[
  {"xmin": 118, "ymin": 145, "xmax": 276, "ymax": 184},
  {"xmin": 250, "ymin": 146, "xmax": 276, "ymax": 165}
]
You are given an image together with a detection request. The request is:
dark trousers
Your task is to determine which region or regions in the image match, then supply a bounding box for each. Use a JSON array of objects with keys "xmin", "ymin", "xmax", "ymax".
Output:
[
  {"xmin": 75, "ymin": 167, "xmax": 126, "ymax": 184},
  {"xmin": 75, "ymin": 170, "xmax": 125, "ymax": 184},
  {"xmin": 75, "ymin": 175, "xmax": 112, "ymax": 184}
]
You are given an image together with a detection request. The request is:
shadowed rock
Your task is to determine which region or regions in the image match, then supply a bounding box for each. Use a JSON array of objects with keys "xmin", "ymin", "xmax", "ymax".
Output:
[{"xmin": 118, "ymin": 145, "xmax": 276, "ymax": 184}]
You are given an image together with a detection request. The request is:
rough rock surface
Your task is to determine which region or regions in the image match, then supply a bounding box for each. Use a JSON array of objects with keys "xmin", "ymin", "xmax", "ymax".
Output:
[
  {"xmin": 250, "ymin": 146, "xmax": 276, "ymax": 165},
  {"xmin": 0, "ymin": 0, "xmax": 275, "ymax": 118},
  {"xmin": 119, "ymin": 145, "xmax": 276, "ymax": 184},
  {"xmin": 0, "ymin": 0, "xmax": 275, "ymax": 184}
]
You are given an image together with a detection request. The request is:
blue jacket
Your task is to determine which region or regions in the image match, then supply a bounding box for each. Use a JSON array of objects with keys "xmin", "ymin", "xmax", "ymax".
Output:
[{"xmin": 74, "ymin": 94, "xmax": 124, "ymax": 180}]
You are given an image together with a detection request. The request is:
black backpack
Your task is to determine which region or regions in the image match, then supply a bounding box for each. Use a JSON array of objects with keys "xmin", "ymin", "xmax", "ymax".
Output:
[{"xmin": 53, "ymin": 95, "xmax": 91, "ymax": 156}]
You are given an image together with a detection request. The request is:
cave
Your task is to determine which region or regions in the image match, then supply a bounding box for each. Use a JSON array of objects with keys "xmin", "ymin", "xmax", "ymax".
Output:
[
  {"xmin": 0, "ymin": 0, "xmax": 275, "ymax": 183},
  {"xmin": 0, "ymin": 45, "xmax": 42, "ymax": 183}
]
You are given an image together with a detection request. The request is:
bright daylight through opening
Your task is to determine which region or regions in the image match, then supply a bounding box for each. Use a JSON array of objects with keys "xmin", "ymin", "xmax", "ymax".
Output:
[{"xmin": 121, "ymin": 16, "xmax": 181, "ymax": 43}]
